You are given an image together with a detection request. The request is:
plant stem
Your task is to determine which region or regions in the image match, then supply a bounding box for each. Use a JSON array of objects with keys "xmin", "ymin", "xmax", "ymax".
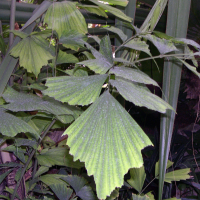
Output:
[
  {"xmin": 139, "ymin": 177, "xmax": 157, "ymax": 195},
  {"xmin": 11, "ymin": 119, "xmax": 56, "ymax": 200}
]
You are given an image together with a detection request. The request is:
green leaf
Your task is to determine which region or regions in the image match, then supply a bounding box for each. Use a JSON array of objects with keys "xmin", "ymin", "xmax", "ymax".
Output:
[
  {"xmin": 65, "ymin": 67, "xmax": 88, "ymax": 77},
  {"xmin": 37, "ymin": 147, "xmax": 84, "ymax": 168},
  {"xmin": 56, "ymin": 50, "xmax": 79, "ymax": 65},
  {"xmin": 163, "ymin": 168, "xmax": 191, "ymax": 183},
  {"xmin": 132, "ymin": 194, "xmax": 150, "ymax": 200},
  {"xmin": 34, "ymin": 166, "xmax": 49, "ymax": 178},
  {"xmin": 9, "ymin": 30, "xmax": 28, "ymax": 39},
  {"xmin": 44, "ymin": 1, "xmax": 87, "ymax": 38},
  {"xmin": 61, "ymin": 176, "xmax": 96, "ymax": 200},
  {"xmin": 109, "ymin": 77, "xmax": 173, "ymax": 113},
  {"xmin": 15, "ymin": 138, "xmax": 37, "ymax": 149},
  {"xmin": 49, "ymin": 184, "xmax": 73, "ymax": 200},
  {"xmin": 78, "ymin": 4, "xmax": 108, "ymax": 18},
  {"xmin": 145, "ymin": 192, "xmax": 155, "ymax": 200},
  {"xmin": 10, "ymin": 35, "xmax": 55, "ymax": 77},
  {"xmin": 142, "ymin": 34, "xmax": 177, "ymax": 55},
  {"xmin": 94, "ymin": 0, "xmax": 129, "ymax": 6},
  {"xmin": 155, "ymin": 160, "xmax": 174, "ymax": 177},
  {"xmin": 0, "ymin": 108, "xmax": 38, "ymax": 137},
  {"xmin": 2, "ymin": 87, "xmax": 79, "ymax": 124},
  {"xmin": 106, "ymin": 188, "xmax": 119, "ymax": 200},
  {"xmin": 177, "ymin": 58, "xmax": 200, "ymax": 78},
  {"xmin": 39, "ymin": 174, "xmax": 68, "ymax": 186},
  {"xmin": 89, "ymin": 0, "xmax": 132, "ymax": 22},
  {"xmin": 109, "ymin": 66, "xmax": 159, "ymax": 86},
  {"xmin": 0, "ymin": 35, "xmax": 6, "ymax": 55},
  {"xmin": 64, "ymin": 91, "xmax": 152, "ymax": 199},
  {"xmin": 43, "ymin": 75, "xmax": 108, "ymax": 105},
  {"xmin": 0, "ymin": 169, "xmax": 13, "ymax": 185},
  {"xmin": 101, "ymin": 26, "xmax": 127, "ymax": 42},
  {"xmin": 123, "ymin": 39, "xmax": 151, "ymax": 56},
  {"xmin": 127, "ymin": 166, "xmax": 146, "ymax": 193},
  {"xmin": 59, "ymin": 30, "xmax": 87, "ymax": 51},
  {"xmin": 175, "ymin": 38, "xmax": 200, "ymax": 49}
]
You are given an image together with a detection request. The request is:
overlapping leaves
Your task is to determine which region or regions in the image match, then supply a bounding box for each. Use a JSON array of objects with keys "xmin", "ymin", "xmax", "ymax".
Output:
[
  {"xmin": 43, "ymin": 74, "xmax": 108, "ymax": 106},
  {"xmin": 64, "ymin": 91, "xmax": 152, "ymax": 199}
]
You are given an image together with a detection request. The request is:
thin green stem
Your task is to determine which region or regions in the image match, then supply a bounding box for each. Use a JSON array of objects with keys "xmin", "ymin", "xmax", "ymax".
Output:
[
  {"xmin": 11, "ymin": 119, "xmax": 56, "ymax": 200},
  {"xmin": 139, "ymin": 176, "xmax": 157, "ymax": 195}
]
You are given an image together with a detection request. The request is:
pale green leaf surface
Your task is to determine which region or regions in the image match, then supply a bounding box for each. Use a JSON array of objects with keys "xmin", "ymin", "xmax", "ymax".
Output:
[
  {"xmin": 64, "ymin": 91, "xmax": 152, "ymax": 199},
  {"xmin": 88, "ymin": 35, "xmax": 101, "ymax": 44},
  {"xmin": 143, "ymin": 34, "xmax": 177, "ymax": 55},
  {"xmin": 59, "ymin": 30, "xmax": 87, "ymax": 51},
  {"xmin": 155, "ymin": 160, "xmax": 174, "ymax": 177},
  {"xmin": 37, "ymin": 147, "xmax": 84, "ymax": 168},
  {"xmin": 10, "ymin": 35, "xmax": 55, "ymax": 77},
  {"xmin": 102, "ymin": 27, "xmax": 127, "ymax": 42},
  {"xmin": 114, "ymin": 58, "xmax": 137, "ymax": 67},
  {"xmin": 123, "ymin": 40, "xmax": 151, "ymax": 56},
  {"xmin": 109, "ymin": 67, "xmax": 159, "ymax": 86},
  {"xmin": 56, "ymin": 51, "xmax": 79, "ymax": 65},
  {"xmin": 78, "ymin": 59, "xmax": 112, "ymax": 74},
  {"xmin": 127, "ymin": 166, "xmax": 146, "ymax": 192},
  {"xmin": 0, "ymin": 108, "xmax": 38, "ymax": 137},
  {"xmin": 2, "ymin": 87, "xmax": 78, "ymax": 124},
  {"xmin": 34, "ymin": 166, "xmax": 49, "ymax": 178},
  {"xmin": 44, "ymin": 1, "xmax": 87, "ymax": 38},
  {"xmin": 110, "ymin": 77, "xmax": 173, "ymax": 113},
  {"xmin": 43, "ymin": 75, "xmax": 107, "ymax": 105},
  {"xmin": 65, "ymin": 67, "xmax": 88, "ymax": 77},
  {"xmin": 49, "ymin": 184, "xmax": 73, "ymax": 200},
  {"xmin": 145, "ymin": 192, "xmax": 155, "ymax": 200},
  {"xmin": 184, "ymin": 46, "xmax": 198, "ymax": 67},
  {"xmin": 78, "ymin": 5, "xmax": 108, "ymax": 18},
  {"xmin": 89, "ymin": 0, "xmax": 132, "ymax": 22},
  {"xmin": 178, "ymin": 59, "xmax": 200, "ymax": 78},
  {"xmin": 132, "ymin": 194, "xmax": 149, "ymax": 200},
  {"xmin": 163, "ymin": 168, "xmax": 191, "ymax": 183},
  {"xmin": 95, "ymin": 0, "xmax": 128, "ymax": 6},
  {"xmin": 175, "ymin": 38, "xmax": 200, "ymax": 49}
]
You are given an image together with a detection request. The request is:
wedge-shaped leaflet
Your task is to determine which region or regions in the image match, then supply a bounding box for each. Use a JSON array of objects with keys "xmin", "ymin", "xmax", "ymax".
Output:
[
  {"xmin": 143, "ymin": 34, "xmax": 177, "ymax": 55},
  {"xmin": 123, "ymin": 39, "xmax": 151, "ymax": 56},
  {"xmin": 62, "ymin": 176, "xmax": 96, "ymax": 200},
  {"xmin": 44, "ymin": 1, "xmax": 87, "ymax": 38},
  {"xmin": 0, "ymin": 108, "xmax": 38, "ymax": 137},
  {"xmin": 10, "ymin": 35, "xmax": 55, "ymax": 77},
  {"xmin": 109, "ymin": 77, "xmax": 173, "ymax": 113},
  {"xmin": 39, "ymin": 174, "xmax": 69, "ymax": 186},
  {"xmin": 109, "ymin": 67, "xmax": 159, "ymax": 86},
  {"xmin": 56, "ymin": 50, "xmax": 79, "ymax": 65},
  {"xmin": 89, "ymin": 0, "xmax": 132, "ymax": 22},
  {"xmin": 2, "ymin": 87, "xmax": 79, "ymax": 124},
  {"xmin": 59, "ymin": 30, "xmax": 87, "ymax": 51},
  {"xmin": 77, "ymin": 5, "xmax": 108, "ymax": 18},
  {"xmin": 106, "ymin": 188, "xmax": 119, "ymax": 200},
  {"xmin": 49, "ymin": 184, "xmax": 72, "ymax": 200},
  {"xmin": 64, "ymin": 91, "xmax": 152, "ymax": 199},
  {"xmin": 127, "ymin": 166, "xmax": 146, "ymax": 193},
  {"xmin": 44, "ymin": 75, "xmax": 107, "ymax": 105},
  {"xmin": 79, "ymin": 37, "xmax": 113, "ymax": 74},
  {"xmin": 101, "ymin": 26, "xmax": 127, "ymax": 42},
  {"xmin": 37, "ymin": 147, "xmax": 84, "ymax": 169}
]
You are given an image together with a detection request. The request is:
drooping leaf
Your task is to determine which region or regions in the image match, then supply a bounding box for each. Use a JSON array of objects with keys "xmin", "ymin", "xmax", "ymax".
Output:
[
  {"xmin": 109, "ymin": 66, "xmax": 159, "ymax": 86},
  {"xmin": 142, "ymin": 34, "xmax": 177, "ymax": 55},
  {"xmin": 2, "ymin": 87, "xmax": 79, "ymax": 124},
  {"xmin": 163, "ymin": 168, "xmax": 191, "ymax": 183},
  {"xmin": 56, "ymin": 50, "xmax": 79, "ymax": 65},
  {"xmin": 132, "ymin": 194, "xmax": 150, "ymax": 200},
  {"xmin": 49, "ymin": 184, "xmax": 73, "ymax": 200},
  {"xmin": 89, "ymin": 0, "xmax": 132, "ymax": 22},
  {"xmin": 101, "ymin": 26, "xmax": 127, "ymax": 42},
  {"xmin": 175, "ymin": 38, "xmax": 200, "ymax": 49},
  {"xmin": 92, "ymin": 0, "xmax": 129, "ymax": 7},
  {"xmin": 43, "ymin": 75, "xmax": 107, "ymax": 105},
  {"xmin": 15, "ymin": 138, "xmax": 37, "ymax": 149},
  {"xmin": 62, "ymin": 176, "xmax": 96, "ymax": 200},
  {"xmin": 34, "ymin": 166, "xmax": 49, "ymax": 178},
  {"xmin": 44, "ymin": 1, "xmax": 87, "ymax": 38},
  {"xmin": 0, "ymin": 108, "xmax": 38, "ymax": 137},
  {"xmin": 127, "ymin": 166, "xmax": 146, "ymax": 193},
  {"xmin": 123, "ymin": 39, "xmax": 151, "ymax": 56},
  {"xmin": 59, "ymin": 30, "xmax": 87, "ymax": 51},
  {"xmin": 39, "ymin": 174, "xmax": 69, "ymax": 186},
  {"xmin": 64, "ymin": 91, "xmax": 152, "ymax": 199},
  {"xmin": 77, "ymin": 4, "xmax": 108, "ymax": 18},
  {"xmin": 10, "ymin": 35, "xmax": 55, "ymax": 77},
  {"xmin": 37, "ymin": 147, "xmax": 84, "ymax": 168},
  {"xmin": 109, "ymin": 77, "xmax": 173, "ymax": 113}
]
